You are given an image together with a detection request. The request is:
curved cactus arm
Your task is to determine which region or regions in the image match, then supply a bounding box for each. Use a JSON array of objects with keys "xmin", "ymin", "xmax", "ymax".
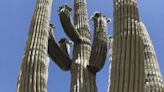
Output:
[
  {"xmin": 88, "ymin": 12, "xmax": 111, "ymax": 73},
  {"xmin": 48, "ymin": 24, "xmax": 71, "ymax": 71},
  {"xmin": 58, "ymin": 4, "xmax": 81, "ymax": 43}
]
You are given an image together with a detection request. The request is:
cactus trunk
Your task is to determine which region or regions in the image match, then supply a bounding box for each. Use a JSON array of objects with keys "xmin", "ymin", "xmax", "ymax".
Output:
[
  {"xmin": 71, "ymin": 0, "xmax": 96, "ymax": 92},
  {"xmin": 109, "ymin": 0, "xmax": 145, "ymax": 92},
  {"xmin": 139, "ymin": 22, "xmax": 164, "ymax": 92},
  {"xmin": 16, "ymin": 0, "xmax": 53, "ymax": 92}
]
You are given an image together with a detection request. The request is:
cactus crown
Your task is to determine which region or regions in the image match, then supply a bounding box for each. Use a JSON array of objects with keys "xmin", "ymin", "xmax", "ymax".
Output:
[
  {"xmin": 58, "ymin": 4, "xmax": 72, "ymax": 13},
  {"xmin": 91, "ymin": 11, "xmax": 111, "ymax": 23}
]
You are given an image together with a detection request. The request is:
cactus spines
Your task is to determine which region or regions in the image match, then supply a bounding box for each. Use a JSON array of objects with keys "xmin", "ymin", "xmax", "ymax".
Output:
[
  {"xmin": 16, "ymin": 0, "xmax": 53, "ymax": 92},
  {"xmin": 139, "ymin": 22, "xmax": 164, "ymax": 92},
  {"xmin": 109, "ymin": 0, "xmax": 145, "ymax": 92}
]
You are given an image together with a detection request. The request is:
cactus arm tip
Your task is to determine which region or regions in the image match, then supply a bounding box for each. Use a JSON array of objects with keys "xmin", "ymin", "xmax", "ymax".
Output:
[{"xmin": 58, "ymin": 4, "xmax": 81, "ymax": 43}]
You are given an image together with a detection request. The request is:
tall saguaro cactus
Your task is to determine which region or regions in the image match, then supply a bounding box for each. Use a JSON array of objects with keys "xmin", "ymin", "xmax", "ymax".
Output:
[
  {"xmin": 16, "ymin": 0, "xmax": 53, "ymax": 92},
  {"xmin": 139, "ymin": 22, "xmax": 164, "ymax": 92},
  {"xmin": 109, "ymin": 0, "xmax": 145, "ymax": 92},
  {"xmin": 48, "ymin": 0, "xmax": 110, "ymax": 92}
]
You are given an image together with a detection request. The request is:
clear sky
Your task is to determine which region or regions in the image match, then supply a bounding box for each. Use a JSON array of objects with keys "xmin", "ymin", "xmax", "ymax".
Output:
[{"xmin": 0, "ymin": 0, "xmax": 164, "ymax": 92}]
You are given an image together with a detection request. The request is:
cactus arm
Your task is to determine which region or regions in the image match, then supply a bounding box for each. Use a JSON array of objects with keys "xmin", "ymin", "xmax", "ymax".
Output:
[
  {"xmin": 48, "ymin": 25, "xmax": 71, "ymax": 71},
  {"xmin": 88, "ymin": 12, "xmax": 111, "ymax": 73},
  {"xmin": 58, "ymin": 5, "xmax": 81, "ymax": 43}
]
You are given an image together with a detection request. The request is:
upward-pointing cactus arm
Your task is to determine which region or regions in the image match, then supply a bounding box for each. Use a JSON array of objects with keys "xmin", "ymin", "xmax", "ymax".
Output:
[
  {"xmin": 88, "ymin": 12, "xmax": 111, "ymax": 73},
  {"xmin": 58, "ymin": 4, "xmax": 81, "ymax": 43},
  {"xmin": 48, "ymin": 25, "xmax": 72, "ymax": 71}
]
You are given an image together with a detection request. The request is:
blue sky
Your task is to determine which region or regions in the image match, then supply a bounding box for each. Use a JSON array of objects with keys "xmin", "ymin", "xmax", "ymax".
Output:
[{"xmin": 0, "ymin": 0, "xmax": 164, "ymax": 92}]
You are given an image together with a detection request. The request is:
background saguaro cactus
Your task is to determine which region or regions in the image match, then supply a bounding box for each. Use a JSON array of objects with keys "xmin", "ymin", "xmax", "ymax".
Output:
[
  {"xmin": 139, "ymin": 22, "xmax": 164, "ymax": 92},
  {"xmin": 48, "ymin": 0, "xmax": 110, "ymax": 92},
  {"xmin": 16, "ymin": 0, "xmax": 53, "ymax": 92},
  {"xmin": 109, "ymin": 0, "xmax": 145, "ymax": 92},
  {"xmin": 108, "ymin": 22, "xmax": 164, "ymax": 92}
]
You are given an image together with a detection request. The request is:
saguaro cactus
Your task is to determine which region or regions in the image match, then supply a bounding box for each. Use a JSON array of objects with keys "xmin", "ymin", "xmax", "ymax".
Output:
[
  {"xmin": 48, "ymin": 1, "xmax": 110, "ymax": 92},
  {"xmin": 17, "ymin": 0, "xmax": 53, "ymax": 92},
  {"xmin": 109, "ymin": 0, "xmax": 145, "ymax": 92},
  {"xmin": 139, "ymin": 22, "xmax": 164, "ymax": 92},
  {"xmin": 108, "ymin": 22, "xmax": 164, "ymax": 92}
]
